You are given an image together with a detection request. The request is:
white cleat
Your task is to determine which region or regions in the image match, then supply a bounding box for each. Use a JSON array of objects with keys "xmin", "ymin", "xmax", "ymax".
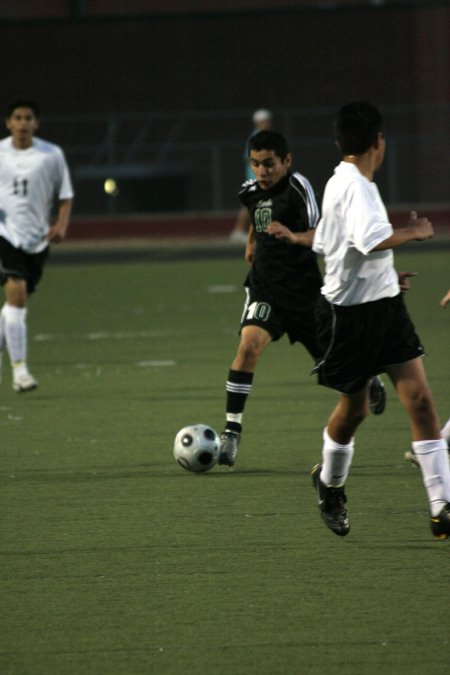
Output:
[
  {"xmin": 13, "ymin": 370, "xmax": 38, "ymax": 393},
  {"xmin": 404, "ymin": 450, "xmax": 420, "ymax": 467}
]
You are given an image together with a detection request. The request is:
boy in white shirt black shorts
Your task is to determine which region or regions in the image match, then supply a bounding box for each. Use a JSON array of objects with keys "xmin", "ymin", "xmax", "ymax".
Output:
[
  {"xmin": 0, "ymin": 100, "xmax": 73, "ymax": 392},
  {"xmin": 311, "ymin": 101, "xmax": 450, "ymax": 540}
]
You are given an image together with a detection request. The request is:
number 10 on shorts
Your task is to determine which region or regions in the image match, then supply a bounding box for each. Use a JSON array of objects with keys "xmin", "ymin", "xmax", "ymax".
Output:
[{"xmin": 246, "ymin": 301, "xmax": 271, "ymax": 322}]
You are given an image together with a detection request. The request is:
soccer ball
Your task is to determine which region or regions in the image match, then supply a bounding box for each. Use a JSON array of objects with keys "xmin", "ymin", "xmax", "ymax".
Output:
[{"xmin": 173, "ymin": 424, "xmax": 220, "ymax": 473}]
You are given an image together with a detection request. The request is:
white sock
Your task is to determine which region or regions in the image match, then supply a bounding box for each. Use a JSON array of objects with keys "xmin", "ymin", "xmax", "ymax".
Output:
[
  {"xmin": 320, "ymin": 427, "xmax": 355, "ymax": 487},
  {"xmin": 441, "ymin": 418, "xmax": 450, "ymax": 444},
  {"xmin": 412, "ymin": 438, "xmax": 450, "ymax": 516},
  {"xmin": 226, "ymin": 413, "xmax": 243, "ymax": 426},
  {"xmin": 2, "ymin": 304, "xmax": 27, "ymax": 364}
]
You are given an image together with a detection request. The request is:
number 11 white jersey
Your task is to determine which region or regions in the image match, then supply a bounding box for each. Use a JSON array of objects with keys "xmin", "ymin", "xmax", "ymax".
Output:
[{"xmin": 0, "ymin": 136, "xmax": 74, "ymax": 253}]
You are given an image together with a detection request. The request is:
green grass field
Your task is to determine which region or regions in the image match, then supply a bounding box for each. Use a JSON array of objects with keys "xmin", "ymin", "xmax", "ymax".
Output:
[{"xmin": 1, "ymin": 247, "xmax": 449, "ymax": 674}]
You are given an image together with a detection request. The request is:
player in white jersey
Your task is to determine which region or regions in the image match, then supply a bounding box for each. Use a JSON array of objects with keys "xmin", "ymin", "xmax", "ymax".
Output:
[
  {"xmin": 0, "ymin": 100, "xmax": 74, "ymax": 392},
  {"xmin": 310, "ymin": 101, "xmax": 450, "ymax": 539}
]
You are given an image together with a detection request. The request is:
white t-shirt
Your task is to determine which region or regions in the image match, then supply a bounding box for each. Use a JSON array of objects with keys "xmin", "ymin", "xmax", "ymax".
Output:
[
  {"xmin": 0, "ymin": 136, "xmax": 74, "ymax": 253},
  {"xmin": 313, "ymin": 161, "xmax": 399, "ymax": 305}
]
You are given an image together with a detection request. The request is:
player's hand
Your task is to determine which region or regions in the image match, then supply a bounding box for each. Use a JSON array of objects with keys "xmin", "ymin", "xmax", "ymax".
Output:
[
  {"xmin": 398, "ymin": 271, "xmax": 417, "ymax": 293},
  {"xmin": 440, "ymin": 290, "xmax": 450, "ymax": 308},
  {"xmin": 267, "ymin": 221, "xmax": 296, "ymax": 244},
  {"xmin": 245, "ymin": 240, "xmax": 255, "ymax": 265},
  {"xmin": 409, "ymin": 210, "xmax": 434, "ymax": 240},
  {"xmin": 46, "ymin": 222, "xmax": 68, "ymax": 244}
]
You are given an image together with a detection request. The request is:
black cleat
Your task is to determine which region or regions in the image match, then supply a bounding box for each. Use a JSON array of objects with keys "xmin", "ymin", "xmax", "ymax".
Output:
[
  {"xmin": 218, "ymin": 431, "xmax": 240, "ymax": 466},
  {"xmin": 430, "ymin": 503, "xmax": 450, "ymax": 539},
  {"xmin": 369, "ymin": 375, "xmax": 386, "ymax": 415},
  {"xmin": 311, "ymin": 463, "xmax": 350, "ymax": 536}
]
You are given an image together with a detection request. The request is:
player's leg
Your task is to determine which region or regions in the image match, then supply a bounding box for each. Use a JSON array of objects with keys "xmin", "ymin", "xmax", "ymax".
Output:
[
  {"xmin": 2, "ymin": 276, "xmax": 37, "ymax": 392},
  {"xmin": 312, "ymin": 296, "xmax": 374, "ymax": 534},
  {"xmin": 387, "ymin": 358, "xmax": 440, "ymax": 439},
  {"xmin": 311, "ymin": 387, "xmax": 369, "ymax": 536},
  {"xmin": 219, "ymin": 324, "xmax": 272, "ymax": 466},
  {"xmin": 386, "ymin": 358, "xmax": 450, "ymax": 537},
  {"xmin": 326, "ymin": 386, "xmax": 369, "ymax": 445},
  {"xmin": 407, "ymin": 415, "xmax": 450, "ymax": 464},
  {"xmin": 0, "ymin": 238, "xmax": 44, "ymax": 392}
]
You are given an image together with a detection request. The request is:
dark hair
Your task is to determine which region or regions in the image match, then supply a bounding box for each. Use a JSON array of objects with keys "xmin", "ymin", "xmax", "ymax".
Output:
[
  {"xmin": 334, "ymin": 101, "xmax": 383, "ymax": 155},
  {"xmin": 248, "ymin": 130, "xmax": 289, "ymax": 161},
  {"xmin": 6, "ymin": 99, "xmax": 40, "ymax": 119}
]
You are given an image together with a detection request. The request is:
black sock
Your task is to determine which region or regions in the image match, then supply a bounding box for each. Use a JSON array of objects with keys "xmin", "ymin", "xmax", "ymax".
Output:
[{"xmin": 225, "ymin": 369, "xmax": 253, "ymax": 432}]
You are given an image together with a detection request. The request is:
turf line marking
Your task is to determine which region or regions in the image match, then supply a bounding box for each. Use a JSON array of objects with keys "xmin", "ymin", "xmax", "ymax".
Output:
[
  {"xmin": 136, "ymin": 360, "xmax": 176, "ymax": 367},
  {"xmin": 34, "ymin": 330, "xmax": 175, "ymax": 342},
  {"xmin": 207, "ymin": 284, "xmax": 238, "ymax": 293}
]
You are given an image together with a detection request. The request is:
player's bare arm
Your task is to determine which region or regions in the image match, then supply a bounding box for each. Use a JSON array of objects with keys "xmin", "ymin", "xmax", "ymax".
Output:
[
  {"xmin": 371, "ymin": 211, "xmax": 433, "ymax": 251},
  {"xmin": 46, "ymin": 198, "xmax": 73, "ymax": 243},
  {"xmin": 440, "ymin": 290, "xmax": 450, "ymax": 308},
  {"xmin": 245, "ymin": 225, "xmax": 256, "ymax": 265},
  {"xmin": 267, "ymin": 221, "xmax": 315, "ymax": 247}
]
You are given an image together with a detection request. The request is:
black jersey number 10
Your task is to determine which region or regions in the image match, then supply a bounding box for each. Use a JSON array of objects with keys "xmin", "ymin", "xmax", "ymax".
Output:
[{"xmin": 254, "ymin": 206, "xmax": 272, "ymax": 233}]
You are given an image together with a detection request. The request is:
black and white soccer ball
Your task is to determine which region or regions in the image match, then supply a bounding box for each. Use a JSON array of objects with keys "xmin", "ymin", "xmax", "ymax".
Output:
[{"xmin": 173, "ymin": 424, "xmax": 220, "ymax": 473}]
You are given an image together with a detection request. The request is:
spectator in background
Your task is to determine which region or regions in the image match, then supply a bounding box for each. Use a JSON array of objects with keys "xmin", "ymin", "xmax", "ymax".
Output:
[
  {"xmin": 0, "ymin": 100, "xmax": 73, "ymax": 392},
  {"xmin": 230, "ymin": 109, "xmax": 273, "ymax": 244}
]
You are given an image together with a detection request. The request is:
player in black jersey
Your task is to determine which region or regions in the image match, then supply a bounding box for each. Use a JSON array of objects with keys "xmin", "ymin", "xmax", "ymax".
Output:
[
  {"xmin": 218, "ymin": 130, "xmax": 386, "ymax": 467},
  {"xmin": 218, "ymin": 130, "xmax": 322, "ymax": 466}
]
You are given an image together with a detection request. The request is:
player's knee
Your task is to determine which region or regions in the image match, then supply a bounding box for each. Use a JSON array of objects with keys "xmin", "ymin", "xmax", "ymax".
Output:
[
  {"xmin": 408, "ymin": 387, "xmax": 435, "ymax": 419},
  {"xmin": 333, "ymin": 399, "xmax": 367, "ymax": 434},
  {"xmin": 349, "ymin": 406, "xmax": 368, "ymax": 428},
  {"xmin": 237, "ymin": 338, "xmax": 264, "ymax": 366},
  {"xmin": 347, "ymin": 399, "xmax": 368, "ymax": 429}
]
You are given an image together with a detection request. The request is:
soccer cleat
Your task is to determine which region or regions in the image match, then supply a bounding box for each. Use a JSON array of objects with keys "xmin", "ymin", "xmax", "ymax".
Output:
[
  {"xmin": 311, "ymin": 463, "xmax": 350, "ymax": 536},
  {"xmin": 369, "ymin": 375, "xmax": 386, "ymax": 415},
  {"xmin": 430, "ymin": 503, "xmax": 450, "ymax": 539},
  {"xmin": 13, "ymin": 370, "xmax": 38, "ymax": 393},
  {"xmin": 404, "ymin": 450, "xmax": 420, "ymax": 467},
  {"xmin": 218, "ymin": 430, "xmax": 240, "ymax": 466}
]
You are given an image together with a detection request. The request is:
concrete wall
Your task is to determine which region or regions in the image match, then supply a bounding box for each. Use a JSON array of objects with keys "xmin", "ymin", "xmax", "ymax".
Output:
[{"xmin": 0, "ymin": 7, "xmax": 425, "ymax": 114}]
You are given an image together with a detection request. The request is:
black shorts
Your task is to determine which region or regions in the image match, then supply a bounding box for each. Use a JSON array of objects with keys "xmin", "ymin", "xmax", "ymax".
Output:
[
  {"xmin": 240, "ymin": 285, "xmax": 321, "ymax": 359},
  {"xmin": 315, "ymin": 293, "xmax": 424, "ymax": 394},
  {"xmin": 0, "ymin": 236, "xmax": 49, "ymax": 294}
]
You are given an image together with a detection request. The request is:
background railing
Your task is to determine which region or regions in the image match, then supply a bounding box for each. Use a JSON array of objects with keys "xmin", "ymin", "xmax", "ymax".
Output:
[{"xmin": 41, "ymin": 105, "xmax": 450, "ymax": 215}]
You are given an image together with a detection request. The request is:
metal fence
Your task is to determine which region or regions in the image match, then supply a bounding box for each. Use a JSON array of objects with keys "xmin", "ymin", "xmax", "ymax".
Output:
[{"xmin": 43, "ymin": 105, "xmax": 449, "ymax": 215}]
